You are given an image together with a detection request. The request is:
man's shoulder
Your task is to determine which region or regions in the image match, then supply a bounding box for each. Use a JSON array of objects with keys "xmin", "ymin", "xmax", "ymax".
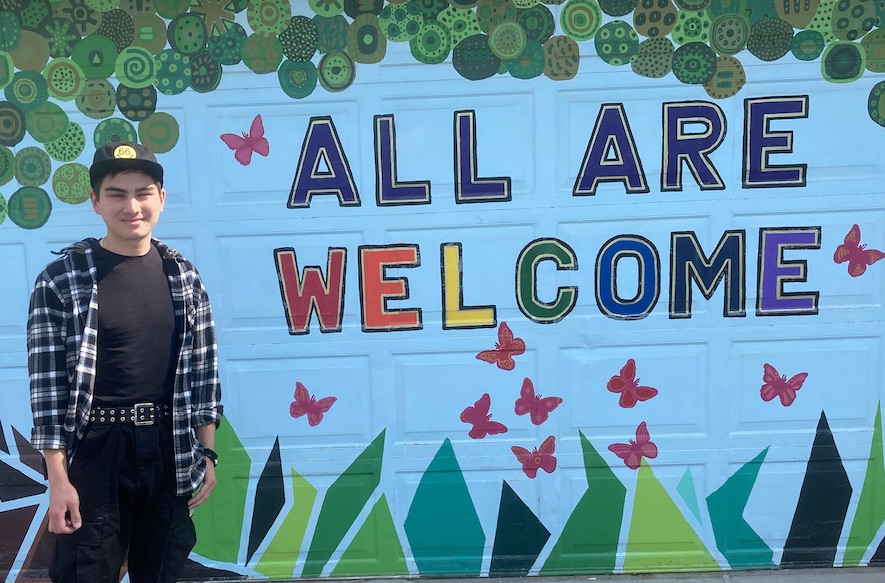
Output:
[{"xmin": 38, "ymin": 239, "xmax": 94, "ymax": 277}]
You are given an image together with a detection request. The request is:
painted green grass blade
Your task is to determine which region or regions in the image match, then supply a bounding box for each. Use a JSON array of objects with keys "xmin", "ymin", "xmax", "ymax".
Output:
[
  {"xmin": 331, "ymin": 494, "xmax": 408, "ymax": 577},
  {"xmin": 844, "ymin": 404, "xmax": 885, "ymax": 566},
  {"xmin": 677, "ymin": 468, "xmax": 703, "ymax": 524},
  {"xmin": 254, "ymin": 469, "xmax": 318, "ymax": 579}
]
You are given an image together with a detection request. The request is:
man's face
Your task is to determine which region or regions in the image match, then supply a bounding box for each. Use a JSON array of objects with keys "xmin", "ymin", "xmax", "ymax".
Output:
[{"xmin": 90, "ymin": 170, "xmax": 166, "ymax": 253}]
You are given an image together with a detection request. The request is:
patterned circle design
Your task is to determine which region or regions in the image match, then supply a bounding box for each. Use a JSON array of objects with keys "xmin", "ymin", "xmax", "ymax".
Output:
[
  {"xmin": 309, "ymin": 0, "xmax": 345, "ymax": 17},
  {"xmin": 25, "ymin": 99, "xmax": 69, "ymax": 142},
  {"xmin": 0, "ymin": 51, "xmax": 12, "ymax": 88},
  {"xmin": 52, "ymin": 162, "xmax": 91, "ymax": 204},
  {"xmin": 343, "ymin": 0, "xmax": 384, "ymax": 18},
  {"xmin": 449, "ymin": 0, "xmax": 479, "ymax": 7},
  {"xmin": 631, "ymin": 35, "xmax": 674, "ymax": 78},
  {"xmin": 115, "ymin": 83, "xmax": 155, "ymax": 120},
  {"xmin": 489, "ymin": 20, "xmax": 526, "ymax": 59},
  {"xmin": 96, "ymin": 9, "xmax": 134, "ymax": 51},
  {"xmin": 346, "ymin": 13, "xmax": 386, "ymax": 63},
  {"xmin": 45, "ymin": 120, "xmax": 85, "ymax": 161},
  {"xmin": 746, "ymin": 16, "xmax": 793, "ymax": 62},
  {"xmin": 71, "ymin": 34, "xmax": 119, "ymax": 78},
  {"xmin": 279, "ymin": 16, "xmax": 317, "ymax": 62},
  {"xmin": 242, "ymin": 32, "xmax": 283, "ymax": 74},
  {"xmin": 11, "ymin": 30, "xmax": 51, "ymax": 71},
  {"xmin": 318, "ymin": 49, "xmax": 355, "ymax": 91},
  {"xmin": 822, "ymin": 41, "xmax": 865, "ymax": 83},
  {"xmin": 58, "ymin": 0, "xmax": 102, "ymax": 37},
  {"xmin": 0, "ymin": 191, "xmax": 5, "ymax": 225},
  {"xmin": 671, "ymin": 40, "xmax": 717, "ymax": 83},
  {"xmin": 208, "ymin": 23, "xmax": 247, "ymax": 66},
  {"xmin": 594, "ymin": 20, "xmax": 639, "ymax": 65},
  {"xmin": 15, "ymin": 146, "xmax": 52, "ymax": 186},
  {"xmin": 675, "ymin": 0, "xmax": 709, "ymax": 8},
  {"xmin": 75, "ymin": 77, "xmax": 115, "ymax": 117},
  {"xmin": 703, "ymin": 54, "xmax": 745, "ymax": 99},
  {"xmin": 518, "ymin": 4, "xmax": 555, "ymax": 44},
  {"xmin": 416, "ymin": 0, "xmax": 447, "ymax": 19},
  {"xmin": 378, "ymin": 2, "xmax": 422, "ymax": 41},
  {"xmin": 561, "ymin": 0, "xmax": 602, "ymax": 41},
  {"xmin": 189, "ymin": 49, "xmax": 222, "ymax": 92},
  {"xmin": 506, "ymin": 37, "xmax": 544, "ymax": 78},
  {"xmin": 599, "ymin": 0, "xmax": 638, "ymax": 16},
  {"xmin": 672, "ymin": 9, "xmax": 711, "ymax": 45},
  {"xmin": 85, "ymin": 0, "xmax": 120, "ymax": 12},
  {"xmin": 543, "ymin": 34, "xmax": 579, "ymax": 80},
  {"xmin": 0, "ymin": 11, "xmax": 21, "ymax": 52},
  {"xmin": 775, "ymin": 0, "xmax": 819, "ymax": 28},
  {"xmin": 0, "ymin": 100, "xmax": 25, "ymax": 145},
  {"xmin": 710, "ymin": 14, "xmax": 748, "ymax": 55},
  {"xmin": 131, "ymin": 12, "xmax": 166, "ymax": 55},
  {"xmin": 6, "ymin": 70, "xmax": 48, "ymax": 111},
  {"xmin": 862, "ymin": 28, "xmax": 885, "ymax": 72},
  {"xmin": 315, "ymin": 14, "xmax": 348, "ymax": 53},
  {"xmin": 867, "ymin": 80, "xmax": 885, "ymax": 127},
  {"xmin": 438, "ymin": 6, "xmax": 481, "ymax": 47},
  {"xmin": 41, "ymin": 17, "xmax": 81, "ymax": 57},
  {"xmin": 154, "ymin": 49, "xmax": 191, "ymax": 95},
  {"xmin": 476, "ymin": 0, "xmax": 518, "ymax": 33},
  {"xmin": 94, "ymin": 116, "xmax": 136, "ymax": 146},
  {"xmin": 247, "ymin": 0, "xmax": 292, "ymax": 36},
  {"xmin": 168, "ymin": 13, "xmax": 206, "ymax": 55},
  {"xmin": 791, "ymin": 29, "xmax": 825, "ymax": 62},
  {"xmin": 137, "ymin": 111, "xmax": 179, "ymax": 153},
  {"xmin": 21, "ymin": 0, "xmax": 53, "ymax": 31},
  {"xmin": 8, "ymin": 186, "xmax": 51, "ymax": 229},
  {"xmin": 278, "ymin": 58, "xmax": 317, "ymax": 98},
  {"xmin": 154, "ymin": 0, "xmax": 190, "ymax": 18},
  {"xmin": 453, "ymin": 33, "xmax": 500, "ymax": 80},
  {"xmin": 633, "ymin": 0, "xmax": 677, "ymax": 38},
  {"xmin": 115, "ymin": 45, "xmax": 154, "ymax": 87},
  {"xmin": 409, "ymin": 18, "xmax": 451, "ymax": 64},
  {"xmin": 119, "ymin": 0, "xmax": 155, "ymax": 15},
  {"xmin": 512, "ymin": 0, "xmax": 539, "ymax": 6},
  {"xmin": 0, "ymin": 144, "xmax": 13, "ymax": 185},
  {"xmin": 831, "ymin": 0, "xmax": 877, "ymax": 42}
]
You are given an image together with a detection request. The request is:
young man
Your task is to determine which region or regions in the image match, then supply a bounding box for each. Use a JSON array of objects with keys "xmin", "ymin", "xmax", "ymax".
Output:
[{"xmin": 27, "ymin": 142, "xmax": 223, "ymax": 582}]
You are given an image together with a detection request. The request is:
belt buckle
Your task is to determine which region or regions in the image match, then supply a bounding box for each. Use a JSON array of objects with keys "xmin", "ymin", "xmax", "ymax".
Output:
[{"xmin": 134, "ymin": 402, "xmax": 155, "ymax": 426}]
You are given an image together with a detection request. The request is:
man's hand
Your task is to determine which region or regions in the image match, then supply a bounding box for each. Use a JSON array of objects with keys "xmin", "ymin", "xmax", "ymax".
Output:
[
  {"xmin": 187, "ymin": 460, "xmax": 216, "ymax": 509},
  {"xmin": 44, "ymin": 449, "xmax": 81, "ymax": 534}
]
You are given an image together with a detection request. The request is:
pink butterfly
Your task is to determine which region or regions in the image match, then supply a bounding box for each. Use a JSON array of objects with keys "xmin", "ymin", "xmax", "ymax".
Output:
[
  {"xmin": 511, "ymin": 436, "xmax": 556, "ymax": 478},
  {"xmin": 834, "ymin": 224, "xmax": 885, "ymax": 277},
  {"xmin": 608, "ymin": 421, "xmax": 658, "ymax": 470},
  {"xmin": 476, "ymin": 322, "xmax": 525, "ymax": 371},
  {"xmin": 761, "ymin": 363, "xmax": 808, "ymax": 407},
  {"xmin": 607, "ymin": 358, "xmax": 658, "ymax": 409},
  {"xmin": 289, "ymin": 381, "xmax": 336, "ymax": 427},
  {"xmin": 460, "ymin": 393, "xmax": 508, "ymax": 439},
  {"xmin": 514, "ymin": 377, "xmax": 562, "ymax": 425},
  {"xmin": 220, "ymin": 113, "xmax": 270, "ymax": 166}
]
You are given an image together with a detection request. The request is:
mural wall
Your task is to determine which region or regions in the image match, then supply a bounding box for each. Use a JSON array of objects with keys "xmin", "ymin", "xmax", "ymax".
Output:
[{"xmin": 2, "ymin": 0, "xmax": 885, "ymax": 580}]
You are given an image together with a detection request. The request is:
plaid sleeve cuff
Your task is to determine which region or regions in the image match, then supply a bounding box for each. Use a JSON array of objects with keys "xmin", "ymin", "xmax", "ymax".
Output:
[
  {"xmin": 191, "ymin": 405, "xmax": 223, "ymax": 429},
  {"xmin": 30, "ymin": 425, "xmax": 67, "ymax": 451}
]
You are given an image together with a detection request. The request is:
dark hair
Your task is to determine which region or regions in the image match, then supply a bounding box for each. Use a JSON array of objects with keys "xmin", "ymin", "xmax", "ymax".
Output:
[{"xmin": 92, "ymin": 168, "xmax": 164, "ymax": 198}]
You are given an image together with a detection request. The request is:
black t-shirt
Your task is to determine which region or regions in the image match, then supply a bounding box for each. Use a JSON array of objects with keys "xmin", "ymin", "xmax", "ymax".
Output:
[{"xmin": 92, "ymin": 239, "xmax": 179, "ymax": 406}]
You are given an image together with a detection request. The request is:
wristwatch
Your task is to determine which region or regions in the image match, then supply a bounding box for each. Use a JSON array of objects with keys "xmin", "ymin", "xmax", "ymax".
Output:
[{"xmin": 204, "ymin": 448, "xmax": 219, "ymax": 467}]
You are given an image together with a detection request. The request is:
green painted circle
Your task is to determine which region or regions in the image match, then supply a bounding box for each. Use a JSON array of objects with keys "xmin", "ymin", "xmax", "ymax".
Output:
[
  {"xmin": 131, "ymin": 12, "xmax": 166, "ymax": 55},
  {"xmin": 11, "ymin": 30, "xmax": 50, "ymax": 71},
  {"xmin": 831, "ymin": 0, "xmax": 877, "ymax": 42},
  {"xmin": 52, "ymin": 162, "xmax": 91, "ymax": 204},
  {"xmin": 15, "ymin": 146, "xmax": 52, "ymax": 186},
  {"xmin": 867, "ymin": 80, "xmax": 885, "ymax": 126},
  {"xmin": 449, "ymin": 0, "xmax": 479, "ymax": 8},
  {"xmin": 75, "ymin": 77, "xmax": 116, "ymax": 118},
  {"xmin": 792, "ymin": 29, "xmax": 825, "ymax": 62},
  {"xmin": 95, "ymin": 9, "xmax": 134, "ymax": 51},
  {"xmin": 154, "ymin": 49, "xmax": 191, "ymax": 95},
  {"xmin": 746, "ymin": 16, "xmax": 793, "ymax": 62},
  {"xmin": 138, "ymin": 111, "xmax": 179, "ymax": 153},
  {"xmin": 703, "ymin": 55, "xmax": 745, "ymax": 99},
  {"xmin": 115, "ymin": 45, "xmax": 155, "ymax": 87},
  {"xmin": 517, "ymin": 4, "xmax": 555, "ymax": 44},
  {"xmin": 71, "ymin": 34, "xmax": 119, "ymax": 78},
  {"xmin": 154, "ymin": 0, "xmax": 189, "ymax": 18},
  {"xmin": 278, "ymin": 58, "xmax": 317, "ymax": 98},
  {"xmin": 594, "ymin": 20, "xmax": 639, "ymax": 66},
  {"xmin": 560, "ymin": 0, "xmax": 602, "ymax": 42},
  {"xmin": 58, "ymin": 0, "xmax": 102, "ymax": 37},
  {"xmin": 208, "ymin": 22, "xmax": 248, "ymax": 65},
  {"xmin": 475, "ymin": 0, "xmax": 518, "ymax": 34},
  {"xmin": 599, "ymin": 0, "xmax": 638, "ymax": 16},
  {"xmin": 189, "ymin": 50, "xmax": 222, "ymax": 92},
  {"xmin": 453, "ymin": 33, "xmax": 500, "ymax": 80},
  {"xmin": 543, "ymin": 34, "xmax": 579, "ymax": 80},
  {"xmin": 821, "ymin": 41, "xmax": 865, "ymax": 83},
  {"xmin": 416, "ymin": 0, "xmax": 447, "ymax": 19},
  {"xmin": 309, "ymin": 0, "xmax": 344, "ymax": 17},
  {"xmin": 85, "ymin": 0, "xmax": 120, "ymax": 12},
  {"xmin": 0, "ymin": 51, "xmax": 12, "ymax": 88},
  {"xmin": 247, "ymin": 0, "xmax": 292, "ymax": 36},
  {"xmin": 45, "ymin": 120, "xmax": 85, "ymax": 161},
  {"xmin": 44, "ymin": 57, "xmax": 85, "ymax": 100},
  {"xmin": 20, "ymin": 0, "xmax": 52, "ymax": 31},
  {"xmin": 0, "ymin": 100, "xmax": 25, "ymax": 146},
  {"xmin": 241, "ymin": 32, "xmax": 282, "ymax": 74},
  {"xmin": 346, "ymin": 13, "xmax": 386, "ymax": 63},
  {"xmin": 489, "ymin": 20, "xmax": 525, "ymax": 59},
  {"xmin": 675, "ymin": 0, "xmax": 710, "ymax": 9},
  {"xmin": 672, "ymin": 9, "xmax": 711, "ymax": 45},
  {"xmin": 279, "ymin": 16, "xmax": 317, "ymax": 62},
  {"xmin": 8, "ymin": 186, "xmax": 51, "ymax": 229},
  {"xmin": 862, "ymin": 28, "xmax": 885, "ymax": 72},
  {"xmin": 94, "ymin": 116, "xmax": 136, "ymax": 147},
  {"xmin": 631, "ymin": 36, "xmax": 674, "ymax": 78},
  {"xmin": 710, "ymin": 14, "xmax": 748, "ymax": 55},
  {"xmin": 672, "ymin": 40, "xmax": 717, "ymax": 84},
  {"xmin": 5, "ymin": 70, "xmax": 48, "ymax": 111},
  {"xmin": 506, "ymin": 38, "xmax": 544, "ymax": 78},
  {"xmin": 0, "ymin": 144, "xmax": 14, "ymax": 185},
  {"xmin": 409, "ymin": 18, "xmax": 451, "ymax": 64},
  {"xmin": 25, "ymin": 100, "xmax": 69, "ymax": 142},
  {"xmin": 318, "ymin": 49, "xmax": 355, "ymax": 91},
  {"xmin": 168, "ymin": 13, "xmax": 206, "ymax": 55},
  {"xmin": 0, "ymin": 191, "xmax": 5, "ymax": 225},
  {"xmin": 0, "ymin": 11, "xmax": 21, "ymax": 52},
  {"xmin": 314, "ymin": 14, "xmax": 348, "ymax": 53},
  {"xmin": 438, "ymin": 6, "xmax": 481, "ymax": 47},
  {"xmin": 115, "ymin": 83, "xmax": 155, "ymax": 121},
  {"xmin": 40, "ymin": 17, "xmax": 81, "ymax": 58},
  {"xmin": 378, "ymin": 2, "xmax": 422, "ymax": 41},
  {"xmin": 633, "ymin": 0, "xmax": 677, "ymax": 38}
]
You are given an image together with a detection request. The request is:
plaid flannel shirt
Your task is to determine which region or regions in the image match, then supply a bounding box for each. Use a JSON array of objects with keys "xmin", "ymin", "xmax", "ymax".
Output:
[{"xmin": 27, "ymin": 238, "xmax": 223, "ymax": 496}]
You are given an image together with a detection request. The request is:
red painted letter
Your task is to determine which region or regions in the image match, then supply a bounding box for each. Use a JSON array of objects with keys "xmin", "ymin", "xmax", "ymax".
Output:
[
  {"xmin": 359, "ymin": 245, "xmax": 422, "ymax": 332},
  {"xmin": 274, "ymin": 247, "xmax": 346, "ymax": 335}
]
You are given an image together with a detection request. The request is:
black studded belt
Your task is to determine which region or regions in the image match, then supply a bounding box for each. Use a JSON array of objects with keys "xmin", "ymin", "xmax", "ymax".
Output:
[{"xmin": 88, "ymin": 403, "xmax": 171, "ymax": 426}]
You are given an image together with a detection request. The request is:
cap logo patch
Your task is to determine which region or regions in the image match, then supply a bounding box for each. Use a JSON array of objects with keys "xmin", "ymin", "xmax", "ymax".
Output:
[{"xmin": 113, "ymin": 145, "xmax": 137, "ymax": 159}]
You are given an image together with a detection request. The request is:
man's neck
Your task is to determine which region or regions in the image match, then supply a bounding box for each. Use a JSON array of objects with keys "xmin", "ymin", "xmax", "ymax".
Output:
[{"xmin": 100, "ymin": 235, "xmax": 152, "ymax": 257}]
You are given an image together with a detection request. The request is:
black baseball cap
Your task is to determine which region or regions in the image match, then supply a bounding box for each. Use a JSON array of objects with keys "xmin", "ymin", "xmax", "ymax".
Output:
[{"xmin": 89, "ymin": 141, "xmax": 164, "ymax": 189}]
